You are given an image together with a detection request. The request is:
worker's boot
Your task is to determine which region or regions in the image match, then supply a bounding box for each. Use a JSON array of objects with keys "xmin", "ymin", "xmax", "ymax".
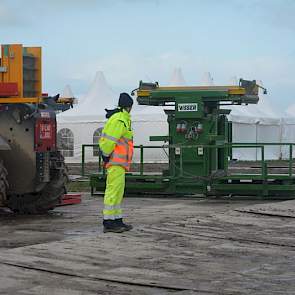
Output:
[
  {"xmin": 115, "ymin": 218, "xmax": 133, "ymax": 231},
  {"xmin": 103, "ymin": 219, "xmax": 126, "ymax": 233}
]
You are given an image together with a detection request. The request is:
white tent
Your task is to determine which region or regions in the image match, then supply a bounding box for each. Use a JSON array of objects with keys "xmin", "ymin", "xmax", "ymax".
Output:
[
  {"xmin": 282, "ymin": 105, "xmax": 295, "ymax": 159},
  {"xmin": 57, "ymin": 71, "xmax": 168, "ymax": 163},
  {"xmin": 285, "ymin": 103, "xmax": 295, "ymax": 117},
  {"xmin": 61, "ymin": 84, "xmax": 77, "ymax": 105},
  {"xmin": 61, "ymin": 84, "xmax": 74, "ymax": 98},
  {"xmin": 169, "ymin": 67, "xmax": 186, "ymax": 86},
  {"xmin": 201, "ymin": 72, "xmax": 214, "ymax": 86},
  {"xmin": 200, "ymin": 72, "xmax": 280, "ymax": 159},
  {"xmin": 228, "ymin": 83, "xmax": 282, "ymax": 160},
  {"xmin": 229, "ymin": 76, "xmax": 238, "ymax": 86},
  {"xmin": 58, "ymin": 71, "xmax": 117, "ymax": 123}
]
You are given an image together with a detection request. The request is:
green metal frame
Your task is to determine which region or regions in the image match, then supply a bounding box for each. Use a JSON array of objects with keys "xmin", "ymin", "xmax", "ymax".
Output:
[
  {"xmin": 82, "ymin": 142, "xmax": 295, "ymax": 198},
  {"xmin": 82, "ymin": 80, "xmax": 295, "ymax": 199}
]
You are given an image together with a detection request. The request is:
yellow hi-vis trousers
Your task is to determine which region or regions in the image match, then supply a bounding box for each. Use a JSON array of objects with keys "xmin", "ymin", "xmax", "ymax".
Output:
[{"xmin": 103, "ymin": 165, "xmax": 125, "ymax": 220}]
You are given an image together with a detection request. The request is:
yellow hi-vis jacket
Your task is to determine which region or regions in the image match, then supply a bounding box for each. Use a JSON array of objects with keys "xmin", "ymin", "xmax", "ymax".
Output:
[{"xmin": 99, "ymin": 109, "xmax": 134, "ymax": 171}]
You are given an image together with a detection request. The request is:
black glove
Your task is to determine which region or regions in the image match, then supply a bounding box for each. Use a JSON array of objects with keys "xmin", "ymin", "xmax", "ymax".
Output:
[{"xmin": 101, "ymin": 155, "xmax": 110, "ymax": 163}]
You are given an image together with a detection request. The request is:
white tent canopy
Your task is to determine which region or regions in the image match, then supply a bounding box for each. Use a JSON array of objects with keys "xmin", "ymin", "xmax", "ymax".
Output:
[
  {"xmin": 228, "ymin": 94, "xmax": 279, "ymax": 122},
  {"xmin": 285, "ymin": 104, "xmax": 295, "ymax": 117},
  {"xmin": 227, "ymin": 83, "xmax": 282, "ymax": 160},
  {"xmin": 57, "ymin": 71, "xmax": 117, "ymax": 123},
  {"xmin": 61, "ymin": 84, "xmax": 74, "ymax": 98},
  {"xmin": 229, "ymin": 76, "xmax": 238, "ymax": 86},
  {"xmin": 57, "ymin": 71, "xmax": 168, "ymax": 163},
  {"xmin": 201, "ymin": 72, "xmax": 214, "ymax": 86},
  {"xmin": 169, "ymin": 67, "xmax": 186, "ymax": 86}
]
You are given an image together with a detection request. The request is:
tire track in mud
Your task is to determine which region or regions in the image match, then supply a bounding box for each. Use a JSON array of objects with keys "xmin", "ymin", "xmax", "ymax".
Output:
[
  {"xmin": 143, "ymin": 225, "xmax": 295, "ymax": 249},
  {"xmin": 0, "ymin": 260, "xmax": 219, "ymax": 294}
]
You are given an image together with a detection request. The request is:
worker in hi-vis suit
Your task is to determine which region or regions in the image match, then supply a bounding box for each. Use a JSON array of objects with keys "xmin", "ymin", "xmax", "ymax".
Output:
[{"xmin": 99, "ymin": 93, "xmax": 134, "ymax": 233}]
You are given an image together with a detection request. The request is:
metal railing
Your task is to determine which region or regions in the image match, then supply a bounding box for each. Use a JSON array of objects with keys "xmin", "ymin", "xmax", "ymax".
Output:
[
  {"xmin": 81, "ymin": 144, "xmax": 168, "ymax": 177},
  {"xmin": 81, "ymin": 143, "xmax": 295, "ymax": 179},
  {"xmin": 231, "ymin": 143, "xmax": 294, "ymax": 178}
]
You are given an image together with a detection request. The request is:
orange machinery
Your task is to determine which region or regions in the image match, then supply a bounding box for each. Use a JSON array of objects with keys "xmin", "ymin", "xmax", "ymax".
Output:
[{"xmin": 0, "ymin": 44, "xmax": 42, "ymax": 103}]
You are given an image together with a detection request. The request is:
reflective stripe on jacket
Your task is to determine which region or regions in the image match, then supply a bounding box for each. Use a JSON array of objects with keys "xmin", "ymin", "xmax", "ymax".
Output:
[
  {"xmin": 99, "ymin": 109, "xmax": 133, "ymax": 171},
  {"xmin": 106, "ymin": 136, "xmax": 133, "ymax": 171}
]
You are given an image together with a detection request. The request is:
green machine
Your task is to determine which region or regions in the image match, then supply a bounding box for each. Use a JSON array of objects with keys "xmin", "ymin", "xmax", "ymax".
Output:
[{"xmin": 84, "ymin": 79, "xmax": 295, "ymax": 198}]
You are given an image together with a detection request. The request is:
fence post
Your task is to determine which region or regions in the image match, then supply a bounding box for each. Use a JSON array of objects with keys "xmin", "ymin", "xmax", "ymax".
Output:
[
  {"xmin": 261, "ymin": 146, "xmax": 265, "ymax": 178},
  {"xmin": 179, "ymin": 147, "xmax": 183, "ymax": 177},
  {"xmin": 140, "ymin": 145, "xmax": 144, "ymax": 176},
  {"xmin": 81, "ymin": 145, "xmax": 85, "ymax": 176},
  {"xmin": 289, "ymin": 144, "xmax": 293, "ymax": 177}
]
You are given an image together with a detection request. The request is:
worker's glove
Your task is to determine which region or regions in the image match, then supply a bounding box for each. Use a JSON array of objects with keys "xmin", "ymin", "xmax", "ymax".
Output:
[{"xmin": 101, "ymin": 155, "xmax": 110, "ymax": 164}]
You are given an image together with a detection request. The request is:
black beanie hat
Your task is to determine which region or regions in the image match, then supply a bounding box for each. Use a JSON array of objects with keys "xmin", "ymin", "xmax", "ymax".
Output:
[{"xmin": 118, "ymin": 92, "xmax": 133, "ymax": 108}]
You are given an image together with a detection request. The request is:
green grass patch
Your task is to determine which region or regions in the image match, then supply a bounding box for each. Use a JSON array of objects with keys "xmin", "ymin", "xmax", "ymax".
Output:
[{"xmin": 66, "ymin": 180, "xmax": 90, "ymax": 192}]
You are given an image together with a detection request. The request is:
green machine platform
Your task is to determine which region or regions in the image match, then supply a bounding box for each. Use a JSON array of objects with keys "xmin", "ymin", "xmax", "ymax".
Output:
[{"xmin": 84, "ymin": 79, "xmax": 295, "ymax": 198}]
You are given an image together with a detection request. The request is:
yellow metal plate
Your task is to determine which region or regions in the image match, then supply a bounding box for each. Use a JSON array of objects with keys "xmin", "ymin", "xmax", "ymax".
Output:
[
  {"xmin": 136, "ymin": 90, "xmax": 151, "ymax": 97},
  {"xmin": 137, "ymin": 86, "xmax": 246, "ymax": 96},
  {"xmin": 228, "ymin": 88, "xmax": 246, "ymax": 95}
]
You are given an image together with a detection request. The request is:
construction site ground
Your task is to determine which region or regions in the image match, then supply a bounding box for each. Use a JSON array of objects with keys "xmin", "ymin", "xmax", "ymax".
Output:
[{"xmin": 0, "ymin": 194, "xmax": 295, "ymax": 294}]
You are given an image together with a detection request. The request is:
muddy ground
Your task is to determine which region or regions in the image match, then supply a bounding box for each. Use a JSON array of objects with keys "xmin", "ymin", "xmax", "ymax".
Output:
[{"xmin": 0, "ymin": 195, "xmax": 295, "ymax": 294}]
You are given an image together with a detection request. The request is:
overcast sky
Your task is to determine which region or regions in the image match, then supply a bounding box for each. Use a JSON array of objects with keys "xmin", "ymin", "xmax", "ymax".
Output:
[{"xmin": 0, "ymin": 0, "xmax": 294, "ymax": 112}]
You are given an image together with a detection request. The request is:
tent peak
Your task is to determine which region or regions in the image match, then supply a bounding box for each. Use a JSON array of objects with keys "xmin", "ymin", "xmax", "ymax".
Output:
[
  {"xmin": 202, "ymin": 72, "xmax": 214, "ymax": 86},
  {"xmin": 169, "ymin": 67, "xmax": 186, "ymax": 86},
  {"xmin": 62, "ymin": 84, "xmax": 74, "ymax": 98}
]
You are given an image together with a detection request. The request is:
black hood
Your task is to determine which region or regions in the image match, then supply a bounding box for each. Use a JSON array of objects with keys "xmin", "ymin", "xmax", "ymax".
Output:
[{"xmin": 105, "ymin": 108, "xmax": 121, "ymax": 119}]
